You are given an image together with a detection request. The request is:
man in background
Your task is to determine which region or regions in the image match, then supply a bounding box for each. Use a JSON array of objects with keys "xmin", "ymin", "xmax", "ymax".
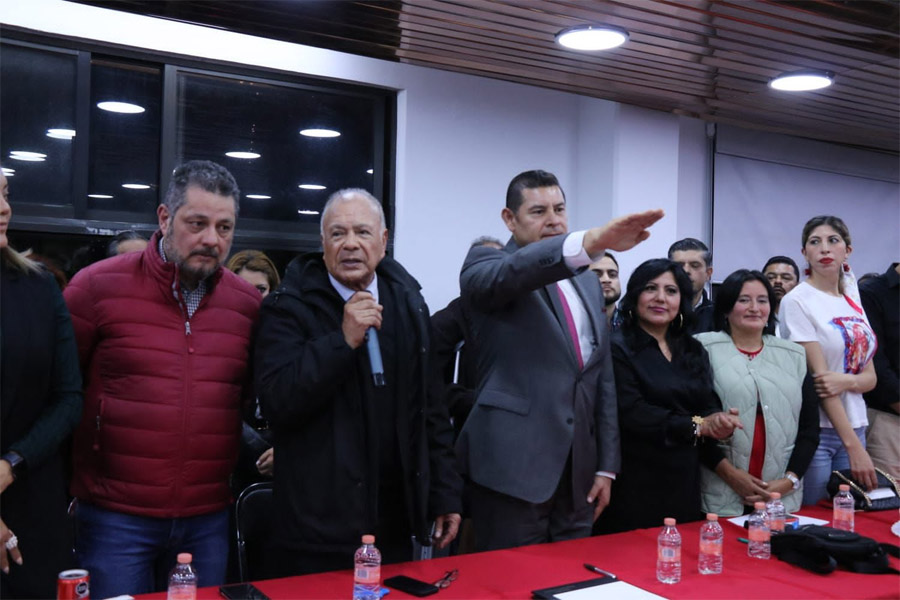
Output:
[
  {"xmin": 64, "ymin": 161, "xmax": 260, "ymax": 598},
  {"xmin": 668, "ymin": 237, "xmax": 714, "ymax": 333},
  {"xmin": 431, "ymin": 235, "xmax": 504, "ymax": 438},
  {"xmin": 763, "ymin": 255, "xmax": 800, "ymax": 335},
  {"xmin": 860, "ymin": 262, "xmax": 899, "ymax": 479},
  {"xmin": 590, "ymin": 251, "xmax": 622, "ymax": 329}
]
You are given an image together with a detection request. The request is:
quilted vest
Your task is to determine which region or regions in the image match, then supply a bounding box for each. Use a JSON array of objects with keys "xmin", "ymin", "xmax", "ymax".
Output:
[{"xmin": 696, "ymin": 332, "xmax": 807, "ymax": 516}]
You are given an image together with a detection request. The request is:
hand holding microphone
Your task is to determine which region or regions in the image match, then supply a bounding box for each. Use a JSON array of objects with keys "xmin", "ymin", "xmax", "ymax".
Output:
[{"xmin": 343, "ymin": 292, "xmax": 386, "ymax": 386}]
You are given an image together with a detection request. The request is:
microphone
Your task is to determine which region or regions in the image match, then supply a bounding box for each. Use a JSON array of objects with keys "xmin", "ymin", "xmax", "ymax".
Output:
[{"xmin": 366, "ymin": 327, "xmax": 385, "ymax": 387}]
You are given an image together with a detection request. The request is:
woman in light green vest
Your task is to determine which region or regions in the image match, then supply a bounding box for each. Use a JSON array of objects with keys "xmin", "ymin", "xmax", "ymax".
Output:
[{"xmin": 696, "ymin": 270, "xmax": 819, "ymax": 516}]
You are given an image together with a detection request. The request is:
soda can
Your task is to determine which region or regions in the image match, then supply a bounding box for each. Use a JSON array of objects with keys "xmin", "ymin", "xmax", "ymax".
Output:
[{"xmin": 57, "ymin": 569, "xmax": 90, "ymax": 600}]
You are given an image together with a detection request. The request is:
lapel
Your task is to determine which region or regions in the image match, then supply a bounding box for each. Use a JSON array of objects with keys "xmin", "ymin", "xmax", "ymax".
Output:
[{"xmin": 571, "ymin": 272, "xmax": 605, "ymax": 370}]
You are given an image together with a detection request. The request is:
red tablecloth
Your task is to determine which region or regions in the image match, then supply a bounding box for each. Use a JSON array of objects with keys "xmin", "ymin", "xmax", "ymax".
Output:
[{"xmin": 144, "ymin": 506, "xmax": 900, "ymax": 599}]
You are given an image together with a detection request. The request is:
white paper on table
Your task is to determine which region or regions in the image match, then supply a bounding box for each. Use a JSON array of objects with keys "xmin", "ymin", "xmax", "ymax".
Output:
[
  {"xmin": 867, "ymin": 487, "xmax": 896, "ymax": 500},
  {"xmin": 555, "ymin": 580, "xmax": 667, "ymax": 600},
  {"xmin": 726, "ymin": 513, "xmax": 828, "ymax": 528}
]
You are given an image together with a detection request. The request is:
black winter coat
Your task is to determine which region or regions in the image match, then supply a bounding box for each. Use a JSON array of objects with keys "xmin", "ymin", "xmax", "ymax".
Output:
[{"xmin": 254, "ymin": 253, "xmax": 461, "ymax": 555}]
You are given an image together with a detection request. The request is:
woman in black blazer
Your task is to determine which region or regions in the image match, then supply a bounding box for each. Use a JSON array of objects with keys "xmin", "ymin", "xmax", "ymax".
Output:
[{"xmin": 594, "ymin": 258, "xmax": 741, "ymax": 534}]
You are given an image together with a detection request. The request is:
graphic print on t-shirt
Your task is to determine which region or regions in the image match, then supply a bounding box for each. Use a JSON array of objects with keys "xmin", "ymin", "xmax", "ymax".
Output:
[{"xmin": 829, "ymin": 316, "xmax": 876, "ymax": 374}]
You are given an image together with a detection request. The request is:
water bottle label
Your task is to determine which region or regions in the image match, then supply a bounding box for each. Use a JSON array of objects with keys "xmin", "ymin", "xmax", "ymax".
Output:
[
  {"xmin": 700, "ymin": 540, "xmax": 722, "ymax": 556},
  {"xmin": 658, "ymin": 546, "xmax": 680, "ymax": 562},
  {"xmin": 748, "ymin": 528, "xmax": 770, "ymax": 542},
  {"xmin": 355, "ymin": 566, "xmax": 380, "ymax": 584}
]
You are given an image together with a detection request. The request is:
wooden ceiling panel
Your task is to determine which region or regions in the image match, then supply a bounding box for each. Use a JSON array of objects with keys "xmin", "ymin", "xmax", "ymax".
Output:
[{"xmin": 70, "ymin": 0, "xmax": 899, "ymax": 152}]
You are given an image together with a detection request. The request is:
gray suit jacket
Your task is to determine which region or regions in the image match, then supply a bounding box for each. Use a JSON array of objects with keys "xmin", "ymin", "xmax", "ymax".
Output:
[{"xmin": 456, "ymin": 235, "xmax": 620, "ymax": 504}]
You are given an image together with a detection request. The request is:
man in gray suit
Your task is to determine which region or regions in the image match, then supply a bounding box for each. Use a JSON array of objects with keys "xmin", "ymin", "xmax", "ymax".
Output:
[{"xmin": 457, "ymin": 170, "xmax": 663, "ymax": 551}]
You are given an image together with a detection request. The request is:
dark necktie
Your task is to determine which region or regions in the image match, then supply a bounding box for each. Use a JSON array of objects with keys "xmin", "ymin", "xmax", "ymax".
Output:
[{"xmin": 556, "ymin": 284, "xmax": 584, "ymax": 369}]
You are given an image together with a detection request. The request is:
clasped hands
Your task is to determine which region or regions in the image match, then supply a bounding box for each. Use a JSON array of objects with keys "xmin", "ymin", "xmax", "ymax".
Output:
[{"xmin": 699, "ymin": 407, "xmax": 743, "ymax": 440}]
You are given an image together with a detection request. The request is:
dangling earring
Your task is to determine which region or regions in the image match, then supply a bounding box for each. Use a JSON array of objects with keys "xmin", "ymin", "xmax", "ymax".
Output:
[
  {"xmin": 804, "ymin": 266, "xmax": 811, "ymax": 277},
  {"xmin": 842, "ymin": 263, "xmax": 850, "ymax": 273},
  {"xmin": 677, "ymin": 313, "xmax": 684, "ymax": 329}
]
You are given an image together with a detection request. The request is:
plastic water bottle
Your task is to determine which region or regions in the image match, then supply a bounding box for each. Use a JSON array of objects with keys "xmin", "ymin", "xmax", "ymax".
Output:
[
  {"xmin": 656, "ymin": 517, "xmax": 681, "ymax": 584},
  {"xmin": 167, "ymin": 553, "xmax": 198, "ymax": 600},
  {"xmin": 748, "ymin": 502, "xmax": 771, "ymax": 559},
  {"xmin": 698, "ymin": 513, "xmax": 723, "ymax": 574},
  {"xmin": 353, "ymin": 534, "xmax": 382, "ymax": 600},
  {"xmin": 833, "ymin": 484, "xmax": 855, "ymax": 532},
  {"xmin": 766, "ymin": 492, "xmax": 786, "ymax": 534}
]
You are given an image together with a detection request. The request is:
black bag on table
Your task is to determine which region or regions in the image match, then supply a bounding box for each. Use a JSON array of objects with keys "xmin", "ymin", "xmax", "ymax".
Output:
[
  {"xmin": 826, "ymin": 468, "xmax": 900, "ymax": 511},
  {"xmin": 771, "ymin": 525, "xmax": 900, "ymax": 575}
]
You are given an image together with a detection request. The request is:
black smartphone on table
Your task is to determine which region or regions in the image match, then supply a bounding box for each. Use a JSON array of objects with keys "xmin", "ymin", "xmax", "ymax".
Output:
[
  {"xmin": 219, "ymin": 582, "xmax": 271, "ymax": 600},
  {"xmin": 383, "ymin": 574, "xmax": 440, "ymax": 597}
]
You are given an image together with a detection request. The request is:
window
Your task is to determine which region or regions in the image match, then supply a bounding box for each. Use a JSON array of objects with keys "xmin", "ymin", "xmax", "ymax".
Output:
[
  {"xmin": 87, "ymin": 57, "xmax": 162, "ymax": 216},
  {"xmin": 1, "ymin": 33, "xmax": 394, "ymax": 279},
  {"xmin": 0, "ymin": 42, "xmax": 77, "ymax": 211},
  {"xmin": 174, "ymin": 70, "xmax": 382, "ymax": 234}
]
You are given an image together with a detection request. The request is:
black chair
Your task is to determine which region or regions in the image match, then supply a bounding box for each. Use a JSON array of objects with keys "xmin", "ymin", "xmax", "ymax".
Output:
[{"xmin": 235, "ymin": 481, "xmax": 275, "ymax": 582}]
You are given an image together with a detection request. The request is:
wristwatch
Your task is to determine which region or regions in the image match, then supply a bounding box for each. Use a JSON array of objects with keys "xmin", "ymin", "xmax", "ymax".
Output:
[
  {"xmin": 785, "ymin": 471, "xmax": 800, "ymax": 490},
  {"xmin": 1, "ymin": 451, "xmax": 26, "ymax": 480}
]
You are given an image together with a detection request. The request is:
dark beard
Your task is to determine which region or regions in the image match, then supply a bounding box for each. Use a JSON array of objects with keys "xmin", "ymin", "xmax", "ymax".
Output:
[{"xmin": 163, "ymin": 235, "xmax": 219, "ymax": 288}]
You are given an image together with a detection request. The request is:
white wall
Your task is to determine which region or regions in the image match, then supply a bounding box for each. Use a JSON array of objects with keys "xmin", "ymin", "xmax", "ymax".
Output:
[{"xmin": 2, "ymin": 0, "xmax": 709, "ymax": 311}]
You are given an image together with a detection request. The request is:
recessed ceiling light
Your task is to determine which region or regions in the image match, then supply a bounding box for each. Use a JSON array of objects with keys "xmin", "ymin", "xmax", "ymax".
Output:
[
  {"xmin": 88, "ymin": 194, "xmax": 114, "ymax": 199},
  {"xmin": 2, "ymin": 168, "xmax": 15, "ymax": 177},
  {"xmin": 9, "ymin": 151, "xmax": 47, "ymax": 162},
  {"xmin": 298, "ymin": 209, "xmax": 320, "ymax": 215},
  {"xmin": 225, "ymin": 151, "xmax": 261, "ymax": 159},
  {"xmin": 299, "ymin": 184, "xmax": 326, "ymax": 190},
  {"xmin": 556, "ymin": 24, "xmax": 629, "ymax": 51},
  {"xmin": 769, "ymin": 70, "xmax": 834, "ymax": 92},
  {"xmin": 46, "ymin": 128, "xmax": 76, "ymax": 140},
  {"xmin": 300, "ymin": 129, "xmax": 340, "ymax": 138},
  {"xmin": 246, "ymin": 194, "xmax": 271, "ymax": 200},
  {"xmin": 97, "ymin": 101, "xmax": 146, "ymax": 114},
  {"xmin": 122, "ymin": 183, "xmax": 151, "ymax": 190},
  {"xmin": 366, "ymin": 169, "xmax": 374, "ymax": 175}
]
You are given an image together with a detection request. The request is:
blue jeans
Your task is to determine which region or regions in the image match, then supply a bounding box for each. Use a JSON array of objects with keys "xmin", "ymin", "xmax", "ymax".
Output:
[
  {"xmin": 74, "ymin": 502, "xmax": 229, "ymax": 599},
  {"xmin": 802, "ymin": 427, "xmax": 867, "ymax": 506}
]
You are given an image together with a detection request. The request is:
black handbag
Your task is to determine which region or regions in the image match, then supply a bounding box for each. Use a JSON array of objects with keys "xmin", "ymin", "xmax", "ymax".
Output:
[
  {"xmin": 771, "ymin": 525, "xmax": 900, "ymax": 574},
  {"xmin": 826, "ymin": 468, "xmax": 900, "ymax": 511}
]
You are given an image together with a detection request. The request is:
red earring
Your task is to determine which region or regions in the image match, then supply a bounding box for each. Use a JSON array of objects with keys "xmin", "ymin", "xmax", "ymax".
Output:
[
  {"xmin": 804, "ymin": 267, "xmax": 811, "ymax": 277},
  {"xmin": 842, "ymin": 263, "xmax": 850, "ymax": 273}
]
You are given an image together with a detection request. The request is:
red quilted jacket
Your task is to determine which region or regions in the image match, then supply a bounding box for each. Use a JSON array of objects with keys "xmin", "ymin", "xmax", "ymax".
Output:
[{"xmin": 64, "ymin": 232, "xmax": 260, "ymax": 517}]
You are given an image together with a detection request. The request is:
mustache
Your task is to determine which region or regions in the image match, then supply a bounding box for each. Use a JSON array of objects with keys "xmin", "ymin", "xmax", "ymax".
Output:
[{"xmin": 190, "ymin": 248, "xmax": 219, "ymax": 258}]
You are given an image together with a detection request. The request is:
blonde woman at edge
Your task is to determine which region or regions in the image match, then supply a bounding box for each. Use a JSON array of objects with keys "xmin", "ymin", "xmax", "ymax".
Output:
[{"xmin": 779, "ymin": 215, "xmax": 878, "ymax": 505}]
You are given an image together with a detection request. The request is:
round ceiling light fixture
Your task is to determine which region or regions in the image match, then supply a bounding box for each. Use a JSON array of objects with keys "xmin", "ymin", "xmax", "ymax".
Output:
[
  {"xmin": 225, "ymin": 151, "xmax": 261, "ymax": 159},
  {"xmin": 555, "ymin": 24, "xmax": 629, "ymax": 51},
  {"xmin": 97, "ymin": 101, "xmax": 146, "ymax": 114},
  {"xmin": 300, "ymin": 129, "xmax": 340, "ymax": 138},
  {"xmin": 769, "ymin": 70, "xmax": 834, "ymax": 92},
  {"xmin": 47, "ymin": 128, "xmax": 76, "ymax": 140}
]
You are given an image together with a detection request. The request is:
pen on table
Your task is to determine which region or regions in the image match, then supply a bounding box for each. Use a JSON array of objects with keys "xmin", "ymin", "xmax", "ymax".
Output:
[
  {"xmin": 737, "ymin": 537, "xmax": 749, "ymax": 544},
  {"xmin": 583, "ymin": 563, "xmax": 617, "ymax": 579}
]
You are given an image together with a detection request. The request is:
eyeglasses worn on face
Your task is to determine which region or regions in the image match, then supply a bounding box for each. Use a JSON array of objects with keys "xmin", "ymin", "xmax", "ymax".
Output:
[{"xmin": 433, "ymin": 569, "xmax": 458, "ymax": 589}]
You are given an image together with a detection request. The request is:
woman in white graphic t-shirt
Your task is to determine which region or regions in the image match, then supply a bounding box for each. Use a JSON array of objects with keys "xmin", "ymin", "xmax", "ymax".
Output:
[{"xmin": 780, "ymin": 215, "xmax": 878, "ymax": 505}]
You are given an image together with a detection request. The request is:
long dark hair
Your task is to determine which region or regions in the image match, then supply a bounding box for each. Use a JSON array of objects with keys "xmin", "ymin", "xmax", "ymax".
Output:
[
  {"xmin": 619, "ymin": 258, "xmax": 709, "ymax": 380},
  {"xmin": 713, "ymin": 269, "xmax": 777, "ymax": 333}
]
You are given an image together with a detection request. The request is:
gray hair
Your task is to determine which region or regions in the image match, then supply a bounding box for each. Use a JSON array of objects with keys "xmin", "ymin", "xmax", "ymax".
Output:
[
  {"xmin": 163, "ymin": 160, "xmax": 240, "ymax": 220},
  {"xmin": 320, "ymin": 188, "xmax": 386, "ymax": 235},
  {"xmin": 470, "ymin": 235, "xmax": 503, "ymax": 249},
  {"xmin": 107, "ymin": 230, "xmax": 147, "ymax": 257}
]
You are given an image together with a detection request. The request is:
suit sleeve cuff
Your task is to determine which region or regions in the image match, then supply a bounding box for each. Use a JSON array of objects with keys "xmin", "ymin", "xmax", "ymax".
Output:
[
  {"xmin": 563, "ymin": 231, "xmax": 592, "ymax": 269},
  {"xmin": 595, "ymin": 471, "xmax": 616, "ymax": 480}
]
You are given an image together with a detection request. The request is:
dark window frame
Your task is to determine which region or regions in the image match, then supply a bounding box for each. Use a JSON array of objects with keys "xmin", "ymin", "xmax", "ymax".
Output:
[{"xmin": 2, "ymin": 27, "xmax": 396, "ymax": 255}]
